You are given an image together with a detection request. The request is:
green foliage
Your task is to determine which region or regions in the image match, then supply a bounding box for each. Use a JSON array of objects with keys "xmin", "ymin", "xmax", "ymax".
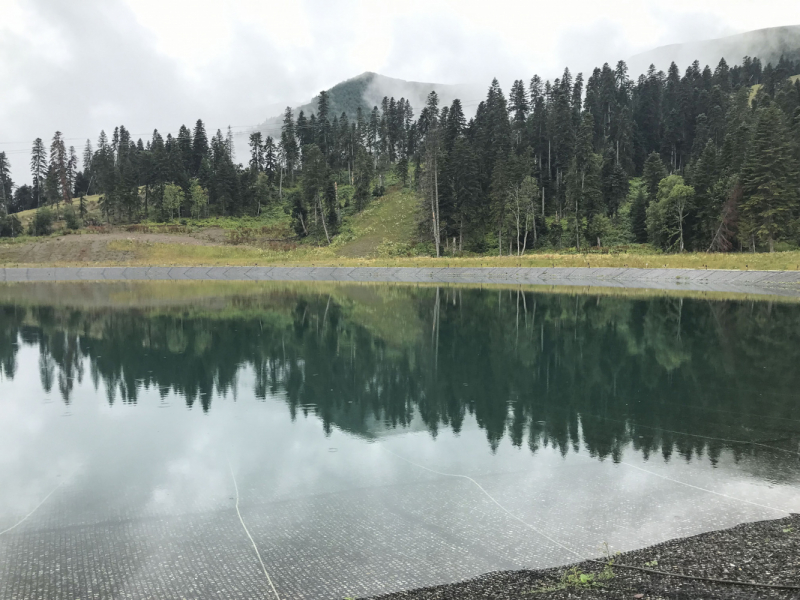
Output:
[
  {"xmin": 647, "ymin": 175, "xmax": 695, "ymax": 251},
  {"xmin": 0, "ymin": 213, "xmax": 22, "ymax": 238},
  {"xmin": 533, "ymin": 563, "xmax": 615, "ymax": 594},
  {"xmin": 7, "ymin": 53, "xmax": 800, "ymax": 257},
  {"xmin": 188, "ymin": 179, "xmax": 209, "ymax": 219},
  {"xmin": 28, "ymin": 208, "xmax": 55, "ymax": 236},
  {"xmin": 162, "ymin": 183, "xmax": 184, "ymax": 221},
  {"xmin": 642, "ymin": 152, "xmax": 668, "ymax": 202},
  {"xmin": 741, "ymin": 104, "xmax": 799, "ymax": 252},
  {"xmin": 63, "ymin": 208, "xmax": 81, "ymax": 230},
  {"xmin": 630, "ymin": 183, "xmax": 649, "ymax": 243}
]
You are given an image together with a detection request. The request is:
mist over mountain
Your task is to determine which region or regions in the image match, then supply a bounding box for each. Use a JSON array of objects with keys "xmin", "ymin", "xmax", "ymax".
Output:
[
  {"xmin": 255, "ymin": 25, "xmax": 800, "ymax": 138},
  {"xmin": 257, "ymin": 72, "xmax": 482, "ymax": 135},
  {"xmin": 628, "ymin": 25, "xmax": 800, "ymax": 77}
]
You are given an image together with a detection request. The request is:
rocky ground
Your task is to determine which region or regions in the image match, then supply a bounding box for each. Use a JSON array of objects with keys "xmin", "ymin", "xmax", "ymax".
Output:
[{"xmin": 365, "ymin": 514, "xmax": 800, "ymax": 599}]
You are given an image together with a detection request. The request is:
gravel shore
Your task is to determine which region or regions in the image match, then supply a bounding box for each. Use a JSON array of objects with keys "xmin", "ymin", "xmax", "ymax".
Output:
[{"xmin": 366, "ymin": 514, "xmax": 800, "ymax": 599}]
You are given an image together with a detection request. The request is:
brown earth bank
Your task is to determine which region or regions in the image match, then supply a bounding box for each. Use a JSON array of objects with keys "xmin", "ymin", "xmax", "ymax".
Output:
[
  {"xmin": 363, "ymin": 515, "xmax": 800, "ymax": 599},
  {"xmin": 0, "ymin": 230, "xmax": 228, "ymax": 264}
]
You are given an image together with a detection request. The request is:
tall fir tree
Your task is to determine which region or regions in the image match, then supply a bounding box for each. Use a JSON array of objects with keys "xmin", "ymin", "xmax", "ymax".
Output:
[
  {"xmin": 191, "ymin": 119, "xmax": 209, "ymax": 177},
  {"xmin": 741, "ymin": 105, "xmax": 798, "ymax": 252},
  {"xmin": 30, "ymin": 138, "xmax": 47, "ymax": 208}
]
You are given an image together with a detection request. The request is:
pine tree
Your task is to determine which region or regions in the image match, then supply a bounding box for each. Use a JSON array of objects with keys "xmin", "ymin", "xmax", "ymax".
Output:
[
  {"xmin": 509, "ymin": 79, "xmax": 529, "ymax": 149},
  {"xmin": 691, "ymin": 140, "xmax": 720, "ymax": 244},
  {"xmin": 741, "ymin": 105, "xmax": 798, "ymax": 252},
  {"xmin": 30, "ymin": 138, "xmax": 47, "ymax": 208},
  {"xmin": 316, "ymin": 91, "xmax": 331, "ymax": 155},
  {"xmin": 263, "ymin": 136, "xmax": 278, "ymax": 181},
  {"xmin": 67, "ymin": 146, "xmax": 78, "ymax": 198},
  {"xmin": 0, "ymin": 152, "xmax": 12, "ymax": 214},
  {"xmin": 192, "ymin": 119, "xmax": 209, "ymax": 177},
  {"xmin": 225, "ymin": 126, "xmax": 235, "ymax": 162},
  {"xmin": 177, "ymin": 125, "xmax": 193, "ymax": 176},
  {"xmin": 280, "ymin": 108, "xmax": 299, "ymax": 184},
  {"xmin": 566, "ymin": 112, "xmax": 597, "ymax": 249},
  {"xmin": 49, "ymin": 131, "xmax": 70, "ymax": 209},
  {"xmin": 81, "ymin": 139, "xmax": 94, "ymax": 195},
  {"xmin": 249, "ymin": 132, "xmax": 264, "ymax": 172},
  {"xmin": 642, "ymin": 152, "xmax": 667, "ymax": 202},
  {"xmin": 630, "ymin": 185, "xmax": 648, "ymax": 243},
  {"xmin": 421, "ymin": 91, "xmax": 442, "ymax": 256}
]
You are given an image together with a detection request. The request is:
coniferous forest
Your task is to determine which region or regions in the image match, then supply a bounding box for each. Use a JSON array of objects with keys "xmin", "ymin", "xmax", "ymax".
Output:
[{"xmin": 1, "ymin": 54, "xmax": 800, "ymax": 254}]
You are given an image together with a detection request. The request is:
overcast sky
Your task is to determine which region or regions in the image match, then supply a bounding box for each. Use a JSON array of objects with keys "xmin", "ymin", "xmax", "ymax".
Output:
[{"xmin": 2, "ymin": 0, "xmax": 800, "ymax": 183}]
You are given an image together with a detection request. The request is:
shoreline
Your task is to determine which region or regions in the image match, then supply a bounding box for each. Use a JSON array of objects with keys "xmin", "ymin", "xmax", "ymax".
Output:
[
  {"xmin": 364, "ymin": 514, "xmax": 800, "ymax": 599},
  {"xmin": 2, "ymin": 266, "xmax": 800, "ymax": 297}
]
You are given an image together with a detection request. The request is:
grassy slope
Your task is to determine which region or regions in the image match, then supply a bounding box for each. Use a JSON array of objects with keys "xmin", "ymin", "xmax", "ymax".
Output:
[
  {"xmin": 332, "ymin": 184, "xmax": 418, "ymax": 257},
  {"xmin": 749, "ymin": 74, "xmax": 800, "ymax": 102},
  {"xmin": 14, "ymin": 195, "xmax": 103, "ymax": 227}
]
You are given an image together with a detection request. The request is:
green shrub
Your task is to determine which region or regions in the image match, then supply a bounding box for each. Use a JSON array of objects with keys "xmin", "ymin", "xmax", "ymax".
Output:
[
  {"xmin": 28, "ymin": 208, "xmax": 55, "ymax": 236},
  {"xmin": 64, "ymin": 208, "xmax": 81, "ymax": 230},
  {"xmin": 0, "ymin": 214, "xmax": 22, "ymax": 237}
]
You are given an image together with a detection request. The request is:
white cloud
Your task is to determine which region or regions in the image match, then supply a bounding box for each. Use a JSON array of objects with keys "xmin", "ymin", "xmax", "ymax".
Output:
[{"xmin": 1, "ymin": 0, "xmax": 799, "ymax": 183}]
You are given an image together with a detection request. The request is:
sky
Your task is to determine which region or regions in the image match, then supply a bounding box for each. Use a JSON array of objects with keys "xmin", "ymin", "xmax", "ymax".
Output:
[{"xmin": 1, "ymin": 0, "xmax": 800, "ymax": 183}]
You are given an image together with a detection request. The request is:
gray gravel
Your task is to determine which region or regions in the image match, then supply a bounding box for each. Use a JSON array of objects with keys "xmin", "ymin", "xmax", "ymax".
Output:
[
  {"xmin": 1, "ymin": 266, "xmax": 800, "ymax": 296},
  {"xmin": 365, "ymin": 514, "xmax": 800, "ymax": 599}
]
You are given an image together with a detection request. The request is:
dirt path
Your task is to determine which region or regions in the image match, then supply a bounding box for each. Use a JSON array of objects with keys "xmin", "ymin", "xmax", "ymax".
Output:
[{"xmin": 0, "ymin": 230, "xmax": 228, "ymax": 265}]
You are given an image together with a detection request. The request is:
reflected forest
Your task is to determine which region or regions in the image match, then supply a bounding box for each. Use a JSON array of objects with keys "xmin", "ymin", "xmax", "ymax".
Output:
[{"xmin": 1, "ymin": 285, "xmax": 799, "ymax": 465}]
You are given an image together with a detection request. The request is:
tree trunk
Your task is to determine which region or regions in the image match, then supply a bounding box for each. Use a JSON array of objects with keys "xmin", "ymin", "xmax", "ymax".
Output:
[
  {"xmin": 319, "ymin": 192, "xmax": 330, "ymax": 244},
  {"xmin": 498, "ymin": 226, "xmax": 502, "ymax": 256},
  {"xmin": 516, "ymin": 193, "xmax": 521, "ymax": 256},
  {"xmin": 429, "ymin": 152, "xmax": 441, "ymax": 257}
]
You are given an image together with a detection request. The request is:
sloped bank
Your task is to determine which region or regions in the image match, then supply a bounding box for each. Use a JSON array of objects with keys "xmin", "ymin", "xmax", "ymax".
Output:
[
  {"xmin": 2, "ymin": 266, "xmax": 800, "ymax": 297},
  {"xmin": 364, "ymin": 515, "xmax": 800, "ymax": 599}
]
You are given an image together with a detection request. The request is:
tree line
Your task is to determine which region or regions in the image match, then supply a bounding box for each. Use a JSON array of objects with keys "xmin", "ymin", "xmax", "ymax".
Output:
[{"xmin": 2, "ymin": 53, "xmax": 799, "ymax": 253}]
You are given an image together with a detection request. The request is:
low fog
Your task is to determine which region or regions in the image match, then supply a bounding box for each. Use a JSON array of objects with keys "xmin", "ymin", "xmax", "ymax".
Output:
[{"xmin": 2, "ymin": 0, "xmax": 800, "ymax": 183}]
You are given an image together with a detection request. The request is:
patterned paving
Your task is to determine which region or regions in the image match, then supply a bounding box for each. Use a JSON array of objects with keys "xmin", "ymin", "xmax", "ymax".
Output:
[{"xmin": 1, "ymin": 266, "xmax": 799, "ymax": 296}]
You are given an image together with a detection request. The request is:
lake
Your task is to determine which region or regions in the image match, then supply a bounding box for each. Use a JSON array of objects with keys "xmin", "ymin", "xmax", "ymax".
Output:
[{"xmin": 1, "ymin": 281, "xmax": 798, "ymax": 599}]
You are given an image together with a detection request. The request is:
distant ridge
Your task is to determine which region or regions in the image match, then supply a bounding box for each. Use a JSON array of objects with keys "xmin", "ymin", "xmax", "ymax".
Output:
[
  {"xmin": 628, "ymin": 25, "xmax": 800, "ymax": 75},
  {"xmin": 257, "ymin": 72, "xmax": 480, "ymax": 131}
]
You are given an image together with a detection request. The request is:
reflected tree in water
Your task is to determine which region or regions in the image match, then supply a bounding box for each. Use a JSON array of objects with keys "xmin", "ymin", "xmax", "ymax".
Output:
[{"xmin": 1, "ymin": 287, "xmax": 799, "ymax": 464}]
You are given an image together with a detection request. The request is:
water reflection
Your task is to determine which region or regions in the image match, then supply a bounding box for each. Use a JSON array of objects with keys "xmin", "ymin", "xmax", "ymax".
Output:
[{"xmin": 1, "ymin": 283, "xmax": 798, "ymax": 466}]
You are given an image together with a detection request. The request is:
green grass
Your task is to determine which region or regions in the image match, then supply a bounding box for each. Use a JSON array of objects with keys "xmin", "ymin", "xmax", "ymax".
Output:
[
  {"xmin": 14, "ymin": 194, "xmax": 103, "ymax": 227},
  {"xmin": 6, "ymin": 181, "xmax": 800, "ymax": 272},
  {"xmin": 331, "ymin": 184, "xmax": 419, "ymax": 257},
  {"xmin": 530, "ymin": 564, "xmax": 615, "ymax": 594},
  {"xmin": 81, "ymin": 242, "xmax": 800, "ymax": 272}
]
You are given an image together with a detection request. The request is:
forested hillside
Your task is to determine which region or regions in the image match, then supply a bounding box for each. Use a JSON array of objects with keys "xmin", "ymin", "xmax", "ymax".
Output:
[{"xmin": 1, "ymin": 53, "xmax": 799, "ymax": 255}]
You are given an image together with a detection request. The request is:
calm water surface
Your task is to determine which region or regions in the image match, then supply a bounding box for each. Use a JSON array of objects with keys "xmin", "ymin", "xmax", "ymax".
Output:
[{"xmin": 0, "ymin": 282, "xmax": 799, "ymax": 599}]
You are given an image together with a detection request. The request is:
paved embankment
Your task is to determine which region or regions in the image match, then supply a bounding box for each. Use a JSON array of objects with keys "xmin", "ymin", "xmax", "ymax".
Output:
[{"xmin": 2, "ymin": 266, "xmax": 800, "ymax": 296}]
